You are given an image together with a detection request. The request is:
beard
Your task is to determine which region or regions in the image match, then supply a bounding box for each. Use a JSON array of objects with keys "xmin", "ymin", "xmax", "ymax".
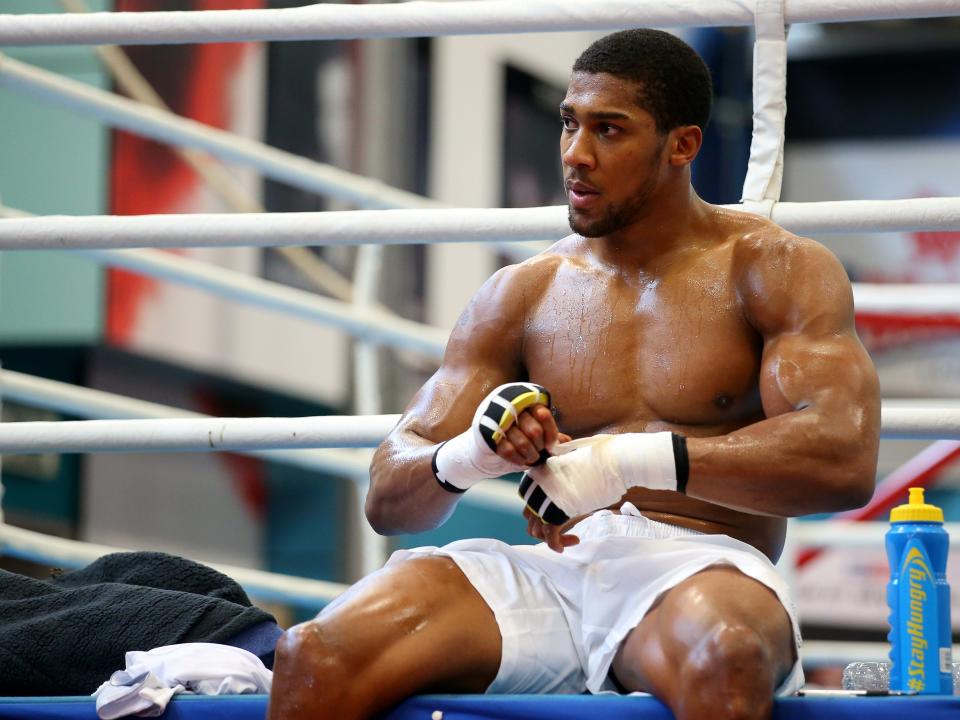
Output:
[
  {"xmin": 567, "ymin": 171, "xmax": 659, "ymax": 238},
  {"xmin": 566, "ymin": 137, "xmax": 666, "ymax": 238}
]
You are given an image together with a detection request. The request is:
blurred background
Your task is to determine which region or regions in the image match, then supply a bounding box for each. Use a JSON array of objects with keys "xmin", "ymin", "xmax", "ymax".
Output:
[{"xmin": 0, "ymin": 0, "xmax": 958, "ymax": 682}]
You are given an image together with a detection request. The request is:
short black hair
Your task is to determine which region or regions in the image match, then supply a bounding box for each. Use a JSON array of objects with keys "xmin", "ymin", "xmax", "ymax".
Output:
[{"xmin": 572, "ymin": 29, "xmax": 713, "ymax": 133}]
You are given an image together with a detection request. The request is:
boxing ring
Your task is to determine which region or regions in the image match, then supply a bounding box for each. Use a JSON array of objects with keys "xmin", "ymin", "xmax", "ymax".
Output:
[{"xmin": 1, "ymin": 0, "xmax": 959, "ymax": 717}]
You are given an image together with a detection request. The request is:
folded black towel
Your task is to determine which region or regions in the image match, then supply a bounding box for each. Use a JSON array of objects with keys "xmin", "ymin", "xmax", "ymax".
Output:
[{"xmin": 0, "ymin": 551, "xmax": 276, "ymax": 696}]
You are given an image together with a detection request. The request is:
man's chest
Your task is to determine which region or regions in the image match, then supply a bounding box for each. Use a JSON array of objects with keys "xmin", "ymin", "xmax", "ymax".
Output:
[{"xmin": 522, "ymin": 269, "xmax": 763, "ymax": 434}]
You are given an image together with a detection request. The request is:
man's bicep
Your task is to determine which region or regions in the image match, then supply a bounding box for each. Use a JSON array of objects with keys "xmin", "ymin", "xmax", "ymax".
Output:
[
  {"xmin": 759, "ymin": 330, "xmax": 877, "ymax": 421},
  {"xmin": 746, "ymin": 236, "xmax": 876, "ymax": 418}
]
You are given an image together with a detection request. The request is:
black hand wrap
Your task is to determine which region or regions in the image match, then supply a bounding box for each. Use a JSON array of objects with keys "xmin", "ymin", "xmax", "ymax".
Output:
[
  {"xmin": 673, "ymin": 433, "xmax": 689, "ymax": 494},
  {"xmin": 476, "ymin": 383, "xmax": 552, "ymax": 452},
  {"xmin": 432, "ymin": 382, "xmax": 553, "ymax": 494}
]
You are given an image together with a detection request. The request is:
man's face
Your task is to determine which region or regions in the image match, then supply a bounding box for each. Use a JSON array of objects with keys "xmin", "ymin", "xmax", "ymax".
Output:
[{"xmin": 560, "ymin": 71, "xmax": 667, "ymax": 238}]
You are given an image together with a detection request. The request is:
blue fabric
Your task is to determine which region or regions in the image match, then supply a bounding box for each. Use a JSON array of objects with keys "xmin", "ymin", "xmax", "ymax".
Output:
[
  {"xmin": 221, "ymin": 620, "xmax": 284, "ymax": 670},
  {"xmin": 1, "ymin": 694, "xmax": 959, "ymax": 718}
]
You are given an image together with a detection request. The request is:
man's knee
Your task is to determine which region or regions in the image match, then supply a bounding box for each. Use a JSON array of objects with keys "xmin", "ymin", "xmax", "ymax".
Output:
[
  {"xmin": 676, "ymin": 623, "xmax": 777, "ymax": 720},
  {"xmin": 685, "ymin": 622, "xmax": 772, "ymax": 686},
  {"xmin": 273, "ymin": 617, "xmax": 357, "ymax": 685}
]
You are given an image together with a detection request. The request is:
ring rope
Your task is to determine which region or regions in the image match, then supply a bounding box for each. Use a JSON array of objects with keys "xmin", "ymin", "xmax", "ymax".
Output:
[
  {"xmin": 741, "ymin": 0, "xmax": 787, "ymax": 209},
  {"xmin": 0, "ymin": 52, "xmax": 438, "ymax": 211},
  {"xmin": 0, "ymin": 369, "xmax": 520, "ymax": 514},
  {"xmin": 0, "ymin": 522, "xmax": 346, "ymax": 608},
  {"xmin": 790, "ymin": 520, "xmax": 960, "ymax": 550},
  {"xmin": 0, "ymin": 402, "xmax": 957, "ymax": 456},
  {"xmin": 78, "ymin": 247, "xmax": 449, "ymax": 359},
  {"xmin": 3, "ymin": 210, "xmax": 957, "ymax": 359},
  {"xmin": 2, "ymin": 198, "xmax": 960, "ymax": 250},
  {"xmin": 0, "ymin": 0, "xmax": 956, "ymax": 47}
]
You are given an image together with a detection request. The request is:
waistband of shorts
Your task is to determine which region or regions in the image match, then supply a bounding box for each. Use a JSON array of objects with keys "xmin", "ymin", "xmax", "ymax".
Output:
[{"xmin": 571, "ymin": 502, "xmax": 706, "ymax": 541}]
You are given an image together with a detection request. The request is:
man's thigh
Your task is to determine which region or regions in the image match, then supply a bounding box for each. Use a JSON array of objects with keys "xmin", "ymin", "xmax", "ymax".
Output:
[{"xmin": 270, "ymin": 554, "xmax": 503, "ymax": 720}]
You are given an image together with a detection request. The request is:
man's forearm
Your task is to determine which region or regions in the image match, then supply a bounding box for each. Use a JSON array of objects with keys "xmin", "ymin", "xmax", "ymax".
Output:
[
  {"xmin": 684, "ymin": 407, "xmax": 878, "ymax": 517},
  {"xmin": 365, "ymin": 437, "xmax": 463, "ymax": 535}
]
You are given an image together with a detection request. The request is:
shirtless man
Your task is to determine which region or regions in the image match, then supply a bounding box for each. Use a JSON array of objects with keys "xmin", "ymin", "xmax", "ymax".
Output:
[{"xmin": 268, "ymin": 29, "xmax": 880, "ymax": 720}]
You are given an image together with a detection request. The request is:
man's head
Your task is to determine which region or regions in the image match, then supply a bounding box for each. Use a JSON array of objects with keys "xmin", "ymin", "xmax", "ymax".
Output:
[
  {"xmin": 562, "ymin": 29, "xmax": 713, "ymax": 238},
  {"xmin": 573, "ymin": 29, "xmax": 713, "ymax": 135}
]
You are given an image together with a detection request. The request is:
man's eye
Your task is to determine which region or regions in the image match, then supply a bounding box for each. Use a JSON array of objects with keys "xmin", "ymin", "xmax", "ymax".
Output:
[
  {"xmin": 599, "ymin": 124, "xmax": 620, "ymax": 136},
  {"xmin": 561, "ymin": 116, "xmax": 576, "ymax": 130}
]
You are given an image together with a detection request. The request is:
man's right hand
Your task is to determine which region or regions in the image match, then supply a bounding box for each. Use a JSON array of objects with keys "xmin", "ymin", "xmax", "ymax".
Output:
[{"xmin": 431, "ymin": 382, "xmax": 568, "ymax": 493}]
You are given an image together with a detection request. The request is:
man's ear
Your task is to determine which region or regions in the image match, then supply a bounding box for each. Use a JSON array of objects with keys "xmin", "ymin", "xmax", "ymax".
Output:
[{"xmin": 668, "ymin": 125, "xmax": 703, "ymax": 167}]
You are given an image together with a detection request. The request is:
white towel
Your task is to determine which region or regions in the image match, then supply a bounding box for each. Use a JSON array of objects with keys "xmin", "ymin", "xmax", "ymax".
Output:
[{"xmin": 93, "ymin": 642, "xmax": 273, "ymax": 719}]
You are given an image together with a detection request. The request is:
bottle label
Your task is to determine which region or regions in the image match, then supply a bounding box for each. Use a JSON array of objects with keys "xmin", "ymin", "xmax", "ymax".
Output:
[{"xmin": 898, "ymin": 539, "xmax": 940, "ymax": 692}]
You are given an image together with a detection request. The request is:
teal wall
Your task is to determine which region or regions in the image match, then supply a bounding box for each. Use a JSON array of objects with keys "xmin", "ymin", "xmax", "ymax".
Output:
[{"xmin": 0, "ymin": 1, "xmax": 112, "ymax": 345}]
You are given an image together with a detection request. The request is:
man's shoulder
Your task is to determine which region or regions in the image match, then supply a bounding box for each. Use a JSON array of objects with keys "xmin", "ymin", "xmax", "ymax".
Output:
[
  {"xmin": 718, "ymin": 208, "xmax": 852, "ymax": 333},
  {"xmin": 721, "ymin": 209, "xmax": 835, "ymax": 275},
  {"xmin": 491, "ymin": 234, "xmax": 585, "ymax": 286}
]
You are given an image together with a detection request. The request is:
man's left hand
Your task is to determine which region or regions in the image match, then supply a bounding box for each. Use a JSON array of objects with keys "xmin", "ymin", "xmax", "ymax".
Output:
[{"xmin": 523, "ymin": 505, "xmax": 580, "ymax": 553}]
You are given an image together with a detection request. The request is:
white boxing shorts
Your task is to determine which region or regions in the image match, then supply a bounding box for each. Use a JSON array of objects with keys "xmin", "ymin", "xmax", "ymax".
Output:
[{"xmin": 386, "ymin": 502, "xmax": 804, "ymax": 696}]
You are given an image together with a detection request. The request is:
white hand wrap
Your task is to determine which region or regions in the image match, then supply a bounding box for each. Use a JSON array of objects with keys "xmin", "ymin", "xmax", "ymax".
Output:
[
  {"xmin": 432, "ymin": 382, "xmax": 552, "ymax": 493},
  {"xmin": 519, "ymin": 432, "xmax": 684, "ymax": 524}
]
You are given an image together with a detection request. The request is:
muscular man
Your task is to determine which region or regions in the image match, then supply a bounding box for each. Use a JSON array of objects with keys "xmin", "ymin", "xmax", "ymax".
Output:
[{"xmin": 269, "ymin": 30, "xmax": 880, "ymax": 720}]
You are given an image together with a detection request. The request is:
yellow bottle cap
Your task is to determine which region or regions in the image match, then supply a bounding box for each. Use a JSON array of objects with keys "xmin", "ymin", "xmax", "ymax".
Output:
[{"xmin": 890, "ymin": 487, "xmax": 944, "ymax": 523}]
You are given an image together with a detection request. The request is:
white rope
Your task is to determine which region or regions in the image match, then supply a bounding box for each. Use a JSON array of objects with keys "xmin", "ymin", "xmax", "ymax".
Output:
[
  {"xmin": 853, "ymin": 284, "xmax": 960, "ymax": 316},
  {"xmin": 799, "ymin": 641, "xmax": 960, "ymax": 667},
  {"xmin": 0, "ymin": 402, "xmax": 957, "ymax": 454},
  {"xmin": 2, "ymin": 198, "xmax": 959, "ymax": 252},
  {"xmin": 0, "ymin": 415, "xmax": 400, "ymax": 454},
  {"xmin": 0, "ymin": 207, "xmax": 560, "ymax": 249},
  {"xmin": 0, "ymin": 369, "xmax": 521, "ymax": 514},
  {"xmin": 791, "ymin": 521, "xmax": 960, "ymax": 548},
  {"xmin": 4, "ymin": 199, "xmax": 957, "ymax": 384},
  {"xmin": 0, "ymin": 522, "xmax": 346, "ymax": 608},
  {"xmin": 770, "ymin": 197, "xmax": 960, "ymax": 234},
  {"xmin": 0, "ymin": 213, "xmax": 956, "ymax": 372},
  {"xmin": 878, "ymin": 406, "xmax": 960, "ymax": 440},
  {"xmin": 0, "ymin": 53, "xmax": 437, "ymax": 211},
  {"xmin": 76, "ymin": 248, "xmax": 448, "ymax": 360},
  {"xmin": 740, "ymin": 0, "xmax": 787, "ymax": 214},
  {"xmin": 1, "ymin": 369, "xmax": 372, "ymax": 479},
  {"xmin": 352, "ymin": 244, "xmax": 392, "ymax": 576},
  {"xmin": 0, "ymin": 1, "xmax": 957, "ymax": 46}
]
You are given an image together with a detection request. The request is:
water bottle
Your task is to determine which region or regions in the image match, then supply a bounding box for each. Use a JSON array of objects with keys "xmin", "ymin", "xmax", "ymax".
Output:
[
  {"xmin": 842, "ymin": 660, "xmax": 960, "ymax": 694},
  {"xmin": 886, "ymin": 487, "xmax": 953, "ymax": 694}
]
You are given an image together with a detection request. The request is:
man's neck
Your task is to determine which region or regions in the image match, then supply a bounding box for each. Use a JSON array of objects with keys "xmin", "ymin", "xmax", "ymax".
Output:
[{"xmin": 593, "ymin": 184, "xmax": 711, "ymax": 273}]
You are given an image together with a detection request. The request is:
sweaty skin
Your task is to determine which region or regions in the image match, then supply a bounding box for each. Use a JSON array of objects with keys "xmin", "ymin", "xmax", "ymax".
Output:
[
  {"xmin": 268, "ymin": 70, "xmax": 880, "ymax": 720},
  {"xmin": 365, "ymin": 72, "xmax": 880, "ymax": 562}
]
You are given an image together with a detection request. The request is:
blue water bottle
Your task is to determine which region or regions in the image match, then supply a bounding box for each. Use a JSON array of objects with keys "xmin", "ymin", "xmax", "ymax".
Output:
[{"xmin": 886, "ymin": 487, "xmax": 953, "ymax": 694}]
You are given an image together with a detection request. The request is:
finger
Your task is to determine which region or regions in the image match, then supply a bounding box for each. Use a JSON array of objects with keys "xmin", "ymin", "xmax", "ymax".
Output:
[
  {"xmin": 495, "ymin": 437, "xmax": 527, "ymax": 465},
  {"xmin": 529, "ymin": 405, "xmax": 561, "ymax": 450},
  {"xmin": 560, "ymin": 533, "xmax": 580, "ymax": 547},
  {"xmin": 522, "ymin": 505, "xmax": 543, "ymax": 538},
  {"xmin": 558, "ymin": 432, "xmax": 572, "ymax": 444},
  {"xmin": 516, "ymin": 411, "xmax": 546, "ymax": 452},
  {"xmin": 505, "ymin": 425, "xmax": 540, "ymax": 465},
  {"xmin": 543, "ymin": 524, "xmax": 566, "ymax": 553}
]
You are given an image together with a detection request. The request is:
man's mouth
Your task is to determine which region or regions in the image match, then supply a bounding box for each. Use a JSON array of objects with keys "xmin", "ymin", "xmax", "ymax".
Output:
[{"xmin": 566, "ymin": 181, "xmax": 600, "ymax": 210}]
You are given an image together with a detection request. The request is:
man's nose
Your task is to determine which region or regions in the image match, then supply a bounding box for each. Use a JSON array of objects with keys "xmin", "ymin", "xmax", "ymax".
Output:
[{"xmin": 562, "ymin": 131, "xmax": 595, "ymax": 170}]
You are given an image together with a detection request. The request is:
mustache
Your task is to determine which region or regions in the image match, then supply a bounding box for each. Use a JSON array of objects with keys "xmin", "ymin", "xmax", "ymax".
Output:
[{"xmin": 564, "ymin": 176, "xmax": 600, "ymax": 192}]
